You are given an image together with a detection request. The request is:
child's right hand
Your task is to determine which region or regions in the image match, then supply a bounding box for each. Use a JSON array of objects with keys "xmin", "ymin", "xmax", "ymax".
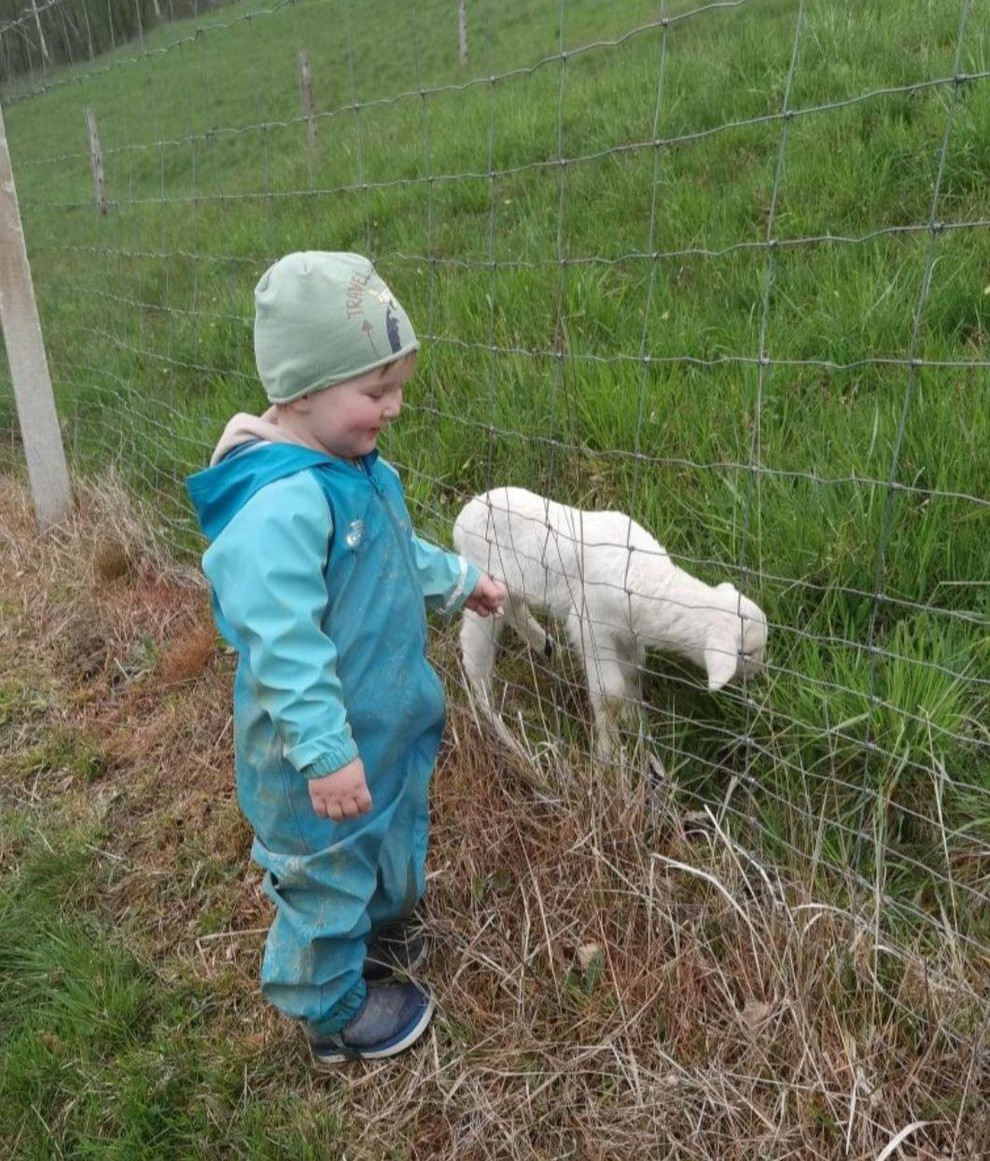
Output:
[{"xmin": 308, "ymin": 757, "xmax": 372, "ymax": 821}]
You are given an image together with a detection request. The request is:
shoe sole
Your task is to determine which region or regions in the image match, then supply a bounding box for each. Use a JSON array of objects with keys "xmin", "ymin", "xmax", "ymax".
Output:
[{"xmin": 310, "ymin": 991, "xmax": 436, "ymax": 1067}]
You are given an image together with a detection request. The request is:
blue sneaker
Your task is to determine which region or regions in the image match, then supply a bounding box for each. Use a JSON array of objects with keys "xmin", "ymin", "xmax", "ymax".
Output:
[
  {"xmin": 308, "ymin": 979, "xmax": 435, "ymax": 1066},
  {"xmin": 364, "ymin": 923, "xmax": 429, "ymax": 981}
]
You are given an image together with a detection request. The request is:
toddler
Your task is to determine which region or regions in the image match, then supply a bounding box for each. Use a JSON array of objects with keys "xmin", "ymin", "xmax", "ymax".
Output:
[{"xmin": 187, "ymin": 252, "xmax": 504, "ymax": 1064}]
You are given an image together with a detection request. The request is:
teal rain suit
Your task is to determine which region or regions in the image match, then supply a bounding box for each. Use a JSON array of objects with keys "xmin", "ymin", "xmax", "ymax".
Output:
[{"xmin": 188, "ymin": 442, "xmax": 479, "ymax": 1035}]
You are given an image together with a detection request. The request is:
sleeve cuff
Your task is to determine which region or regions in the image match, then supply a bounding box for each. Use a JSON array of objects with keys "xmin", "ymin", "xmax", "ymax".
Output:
[
  {"xmin": 288, "ymin": 732, "xmax": 360, "ymax": 777},
  {"xmin": 439, "ymin": 557, "xmax": 482, "ymax": 616}
]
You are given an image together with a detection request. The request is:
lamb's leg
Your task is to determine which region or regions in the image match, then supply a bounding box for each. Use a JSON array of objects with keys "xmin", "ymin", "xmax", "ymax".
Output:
[
  {"xmin": 593, "ymin": 674, "xmax": 665, "ymax": 781},
  {"xmin": 593, "ymin": 666, "xmax": 646, "ymax": 763},
  {"xmin": 459, "ymin": 606, "xmax": 528, "ymax": 754},
  {"xmin": 460, "ymin": 607, "xmax": 503, "ymax": 711},
  {"xmin": 565, "ymin": 615, "xmax": 640, "ymax": 761},
  {"xmin": 502, "ymin": 593, "xmax": 554, "ymax": 657}
]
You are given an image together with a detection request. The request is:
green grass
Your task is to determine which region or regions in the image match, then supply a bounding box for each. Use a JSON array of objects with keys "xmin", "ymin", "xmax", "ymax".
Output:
[
  {"xmin": 1, "ymin": 0, "xmax": 988, "ymax": 1021},
  {"xmin": 0, "ymin": 820, "xmax": 352, "ymax": 1158}
]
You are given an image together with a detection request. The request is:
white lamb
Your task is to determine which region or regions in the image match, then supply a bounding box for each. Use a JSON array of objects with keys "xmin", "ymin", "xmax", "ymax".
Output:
[{"xmin": 453, "ymin": 487, "xmax": 767, "ymax": 762}]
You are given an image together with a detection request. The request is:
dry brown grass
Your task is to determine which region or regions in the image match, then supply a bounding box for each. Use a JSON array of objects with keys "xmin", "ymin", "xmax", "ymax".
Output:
[{"xmin": 1, "ymin": 476, "xmax": 987, "ymax": 1160}]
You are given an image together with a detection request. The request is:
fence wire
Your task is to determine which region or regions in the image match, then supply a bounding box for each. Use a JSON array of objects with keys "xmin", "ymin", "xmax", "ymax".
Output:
[{"xmin": 1, "ymin": 0, "xmax": 989, "ymax": 1083}]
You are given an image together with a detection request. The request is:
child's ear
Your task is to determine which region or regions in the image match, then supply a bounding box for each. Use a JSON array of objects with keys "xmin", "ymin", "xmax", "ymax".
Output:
[{"xmin": 274, "ymin": 396, "xmax": 311, "ymax": 417}]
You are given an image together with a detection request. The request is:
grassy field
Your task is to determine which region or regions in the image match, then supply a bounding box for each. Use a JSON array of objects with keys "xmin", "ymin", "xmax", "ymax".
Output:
[{"xmin": 1, "ymin": 0, "xmax": 989, "ymax": 1154}]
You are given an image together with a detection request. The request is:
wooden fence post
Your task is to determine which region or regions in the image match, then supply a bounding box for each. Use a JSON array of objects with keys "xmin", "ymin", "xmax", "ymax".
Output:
[
  {"xmin": 298, "ymin": 50, "xmax": 316, "ymax": 153},
  {"xmin": 84, "ymin": 107, "xmax": 107, "ymax": 216},
  {"xmin": 458, "ymin": 1, "xmax": 468, "ymax": 67},
  {"xmin": 0, "ymin": 102, "xmax": 72, "ymax": 529},
  {"xmin": 30, "ymin": 0, "xmax": 50, "ymax": 64}
]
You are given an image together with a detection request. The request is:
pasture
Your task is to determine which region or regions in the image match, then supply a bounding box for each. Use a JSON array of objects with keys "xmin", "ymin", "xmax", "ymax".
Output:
[{"xmin": 1, "ymin": 0, "xmax": 988, "ymax": 1155}]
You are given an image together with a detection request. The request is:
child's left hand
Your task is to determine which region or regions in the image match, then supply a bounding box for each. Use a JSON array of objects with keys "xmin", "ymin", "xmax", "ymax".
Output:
[{"xmin": 464, "ymin": 574, "xmax": 507, "ymax": 618}]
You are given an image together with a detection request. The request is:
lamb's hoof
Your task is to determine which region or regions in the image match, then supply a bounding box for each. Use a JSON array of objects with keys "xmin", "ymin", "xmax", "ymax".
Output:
[{"xmin": 544, "ymin": 636, "xmax": 556, "ymax": 659}]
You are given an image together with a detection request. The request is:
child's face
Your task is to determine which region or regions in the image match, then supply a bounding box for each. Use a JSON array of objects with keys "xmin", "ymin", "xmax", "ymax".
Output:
[{"xmin": 302, "ymin": 354, "xmax": 415, "ymax": 460}]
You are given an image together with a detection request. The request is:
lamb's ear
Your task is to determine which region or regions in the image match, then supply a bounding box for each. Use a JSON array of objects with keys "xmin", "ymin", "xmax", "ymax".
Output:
[{"xmin": 703, "ymin": 638, "xmax": 738, "ymax": 692}]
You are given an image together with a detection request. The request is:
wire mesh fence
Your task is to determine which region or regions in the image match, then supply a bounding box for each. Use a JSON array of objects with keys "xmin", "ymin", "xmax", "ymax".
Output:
[{"xmin": 1, "ymin": 0, "xmax": 989, "ymax": 1083}]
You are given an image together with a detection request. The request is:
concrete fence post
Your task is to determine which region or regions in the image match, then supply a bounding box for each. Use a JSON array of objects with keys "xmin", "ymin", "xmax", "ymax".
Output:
[{"xmin": 0, "ymin": 101, "xmax": 72, "ymax": 528}]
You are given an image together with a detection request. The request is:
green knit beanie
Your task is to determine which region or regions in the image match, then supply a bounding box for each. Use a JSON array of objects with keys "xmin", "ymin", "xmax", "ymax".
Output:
[{"xmin": 253, "ymin": 251, "xmax": 419, "ymax": 403}]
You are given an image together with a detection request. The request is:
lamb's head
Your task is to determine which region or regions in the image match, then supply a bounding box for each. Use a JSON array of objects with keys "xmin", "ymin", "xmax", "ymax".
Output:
[{"xmin": 702, "ymin": 583, "xmax": 768, "ymax": 692}]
